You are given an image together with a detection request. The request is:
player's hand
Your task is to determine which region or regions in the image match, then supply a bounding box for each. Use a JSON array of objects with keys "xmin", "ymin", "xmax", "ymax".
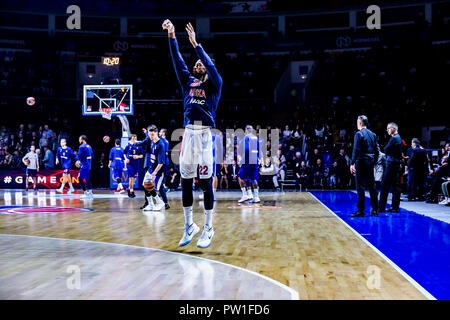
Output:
[
  {"xmin": 124, "ymin": 166, "xmax": 127, "ymax": 171},
  {"xmin": 350, "ymin": 164, "xmax": 356, "ymax": 174},
  {"xmin": 126, "ymin": 159, "xmax": 130, "ymax": 164},
  {"xmin": 185, "ymin": 22, "xmax": 198, "ymax": 48},
  {"xmin": 37, "ymin": 168, "xmax": 39, "ymax": 172},
  {"xmin": 133, "ymin": 155, "xmax": 138, "ymax": 159},
  {"xmin": 108, "ymin": 163, "xmax": 111, "ymax": 169},
  {"xmin": 162, "ymin": 19, "xmax": 175, "ymax": 36},
  {"xmin": 142, "ymin": 128, "xmax": 147, "ymax": 135},
  {"xmin": 55, "ymin": 159, "xmax": 59, "ymax": 165}
]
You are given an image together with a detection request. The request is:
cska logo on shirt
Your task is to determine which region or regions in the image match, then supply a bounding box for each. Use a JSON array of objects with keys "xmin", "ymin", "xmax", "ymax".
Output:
[
  {"xmin": 189, "ymin": 88, "xmax": 206, "ymax": 98},
  {"xmin": 190, "ymin": 79, "xmax": 202, "ymax": 87}
]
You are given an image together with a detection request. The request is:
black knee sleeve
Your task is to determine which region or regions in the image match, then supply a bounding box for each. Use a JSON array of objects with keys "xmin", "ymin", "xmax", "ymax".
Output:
[
  {"xmin": 144, "ymin": 190, "xmax": 152, "ymax": 197},
  {"xmin": 181, "ymin": 178, "xmax": 193, "ymax": 207},
  {"xmin": 200, "ymin": 178, "xmax": 214, "ymax": 210}
]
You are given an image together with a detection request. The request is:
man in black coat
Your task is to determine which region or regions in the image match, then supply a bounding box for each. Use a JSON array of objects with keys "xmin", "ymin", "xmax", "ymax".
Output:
[
  {"xmin": 379, "ymin": 122, "xmax": 403, "ymax": 213},
  {"xmin": 408, "ymin": 138, "xmax": 428, "ymax": 201},
  {"xmin": 350, "ymin": 115, "xmax": 380, "ymax": 217}
]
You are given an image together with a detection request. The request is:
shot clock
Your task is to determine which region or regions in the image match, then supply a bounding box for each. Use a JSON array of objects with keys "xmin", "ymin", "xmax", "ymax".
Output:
[{"xmin": 102, "ymin": 57, "xmax": 120, "ymax": 66}]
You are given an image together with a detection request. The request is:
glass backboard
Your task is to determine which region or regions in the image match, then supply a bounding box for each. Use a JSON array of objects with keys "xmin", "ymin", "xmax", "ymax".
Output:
[{"xmin": 82, "ymin": 84, "xmax": 133, "ymax": 116}]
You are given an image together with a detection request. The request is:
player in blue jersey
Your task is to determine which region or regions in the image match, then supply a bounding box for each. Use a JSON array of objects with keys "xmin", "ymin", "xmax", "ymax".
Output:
[
  {"xmin": 159, "ymin": 128, "xmax": 170, "ymax": 209},
  {"xmin": 163, "ymin": 19, "xmax": 223, "ymax": 248},
  {"xmin": 109, "ymin": 139, "xmax": 127, "ymax": 194},
  {"xmin": 238, "ymin": 125, "xmax": 262, "ymax": 203},
  {"xmin": 124, "ymin": 134, "xmax": 143, "ymax": 198},
  {"xmin": 135, "ymin": 125, "xmax": 166, "ymax": 211},
  {"xmin": 75, "ymin": 135, "xmax": 94, "ymax": 198},
  {"xmin": 55, "ymin": 138, "xmax": 76, "ymax": 193}
]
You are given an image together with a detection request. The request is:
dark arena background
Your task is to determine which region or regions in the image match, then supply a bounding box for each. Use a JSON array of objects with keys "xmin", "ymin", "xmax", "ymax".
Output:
[{"xmin": 0, "ymin": 0, "xmax": 449, "ymax": 310}]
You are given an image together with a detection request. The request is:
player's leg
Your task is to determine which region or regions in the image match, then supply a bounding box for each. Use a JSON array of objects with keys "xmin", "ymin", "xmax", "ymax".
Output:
[
  {"xmin": 32, "ymin": 171, "xmax": 38, "ymax": 191},
  {"xmin": 66, "ymin": 171, "xmax": 74, "ymax": 193},
  {"xmin": 58, "ymin": 173, "xmax": 66, "ymax": 192},
  {"xmin": 158, "ymin": 175, "xmax": 169, "ymax": 208},
  {"xmin": 238, "ymin": 165, "xmax": 249, "ymax": 202},
  {"xmin": 141, "ymin": 170, "xmax": 155, "ymax": 210},
  {"xmin": 25, "ymin": 170, "xmax": 29, "ymax": 191},
  {"xmin": 197, "ymin": 128, "xmax": 215, "ymax": 248},
  {"xmin": 178, "ymin": 127, "xmax": 200, "ymax": 247},
  {"xmin": 251, "ymin": 165, "xmax": 260, "ymax": 203},
  {"xmin": 151, "ymin": 175, "xmax": 165, "ymax": 210}
]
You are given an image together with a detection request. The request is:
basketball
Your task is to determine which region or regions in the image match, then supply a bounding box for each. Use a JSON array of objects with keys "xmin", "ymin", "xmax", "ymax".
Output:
[
  {"xmin": 143, "ymin": 179, "xmax": 155, "ymax": 192},
  {"xmin": 26, "ymin": 97, "xmax": 35, "ymax": 106},
  {"xmin": 103, "ymin": 135, "xmax": 110, "ymax": 143}
]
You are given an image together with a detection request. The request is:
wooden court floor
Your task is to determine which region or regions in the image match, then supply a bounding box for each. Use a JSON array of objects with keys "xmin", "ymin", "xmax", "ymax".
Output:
[{"xmin": 0, "ymin": 190, "xmax": 427, "ymax": 300}]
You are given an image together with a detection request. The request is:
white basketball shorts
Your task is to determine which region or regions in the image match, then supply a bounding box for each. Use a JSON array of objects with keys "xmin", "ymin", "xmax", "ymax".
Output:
[{"xmin": 180, "ymin": 124, "xmax": 213, "ymax": 179}]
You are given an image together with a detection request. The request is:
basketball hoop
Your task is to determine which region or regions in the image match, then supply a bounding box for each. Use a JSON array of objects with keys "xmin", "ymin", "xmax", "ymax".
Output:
[{"xmin": 100, "ymin": 107, "xmax": 112, "ymax": 120}]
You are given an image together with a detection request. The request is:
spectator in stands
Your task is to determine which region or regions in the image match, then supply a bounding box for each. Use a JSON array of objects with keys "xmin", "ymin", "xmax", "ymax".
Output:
[
  {"xmin": 308, "ymin": 148, "xmax": 323, "ymax": 167},
  {"xmin": 8, "ymin": 134, "xmax": 17, "ymax": 150},
  {"xmin": 96, "ymin": 152, "xmax": 109, "ymax": 188},
  {"xmin": 260, "ymin": 157, "xmax": 278, "ymax": 189},
  {"xmin": 295, "ymin": 160, "xmax": 309, "ymax": 190},
  {"xmin": 0, "ymin": 149, "xmax": 6, "ymax": 168},
  {"xmin": 18, "ymin": 133, "xmax": 25, "ymax": 147},
  {"xmin": 166, "ymin": 163, "xmax": 180, "ymax": 190},
  {"xmin": 283, "ymin": 125, "xmax": 292, "ymax": 142},
  {"xmin": 39, "ymin": 133, "xmax": 48, "ymax": 149},
  {"xmin": 328, "ymin": 161, "xmax": 338, "ymax": 189},
  {"xmin": 336, "ymin": 148, "xmax": 350, "ymax": 188},
  {"xmin": 276, "ymin": 149, "xmax": 286, "ymax": 181},
  {"xmin": 11, "ymin": 150, "xmax": 22, "ymax": 169},
  {"xmin": 49, "ymin": 132, "xmax": 58, "ymax": 153},
  {"xmin": 285, "ymin": 145, "xmax": 297, "ymax": 169},
  {"xmin": 439, "ymin": 177, "xmax": 450, "ymax": 206},
  {"xmin": 43, "ymin": 124, "xmax": 53, "ymax": 138},
  {"xmin": 42, "ymin": 145, "xmax": 54, "ymax": 169},
  {"xmin": 219, "ymin": 164, "xmax": 229, "ymax": 189},
  {"xmin": 426, "ymin": 156, "xmax": 449, "ymax": 203},
  {"xmin": 228, "ymin": 159, "xmax": 240, "ymax": 189},
  {"xmin": 30, "ymin": 131, "xmax": 39, "ymax": 146},
  {"xmin": 312, "ymin": 158, "xmax": 326, "ymax": 189}
]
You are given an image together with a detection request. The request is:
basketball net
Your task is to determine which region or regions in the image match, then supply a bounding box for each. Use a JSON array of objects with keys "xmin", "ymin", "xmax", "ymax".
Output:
[{"xmin": 100, "ymin": 107, "xmax": 112, "ymax": 120}]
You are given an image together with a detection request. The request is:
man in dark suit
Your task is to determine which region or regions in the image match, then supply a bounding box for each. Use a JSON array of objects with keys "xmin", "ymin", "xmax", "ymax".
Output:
[
  {"xmin": 228, "ymin": 160, "xmax": 240, "ymax": 189},
  {"xmin": 379, "ymin": 122, "xmax": 403, "ymax": 213},
  {"xmin": 350, "ymin": 115, "xmax": 380, "ymax": 217},
  {"xmin": 408, "ymin": 138, "xmax": 428, "ymax": 201}
]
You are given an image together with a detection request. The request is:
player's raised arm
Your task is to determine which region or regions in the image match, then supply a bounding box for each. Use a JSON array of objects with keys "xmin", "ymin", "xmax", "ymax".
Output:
[
  {"xmin": 186, "ymin": 23, "xmax": 222, "ymax": 91},
  {"xmin": 163, "ymin": 19, "xmax": 191, "ymax": 89}
]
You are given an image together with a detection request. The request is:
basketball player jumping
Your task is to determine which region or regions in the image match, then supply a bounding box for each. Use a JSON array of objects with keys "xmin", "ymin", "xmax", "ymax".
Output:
[{"xmin": 162, "ymin": 19, "xmax": 222, "ymax": 248}]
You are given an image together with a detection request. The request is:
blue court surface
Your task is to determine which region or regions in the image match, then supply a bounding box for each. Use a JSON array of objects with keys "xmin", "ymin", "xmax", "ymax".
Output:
[{"xmin": 311, "ymin": 191, "xmax": 450, "ymax": 300}]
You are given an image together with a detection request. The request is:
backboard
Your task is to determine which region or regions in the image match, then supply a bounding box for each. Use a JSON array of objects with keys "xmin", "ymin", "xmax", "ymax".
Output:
[{"xmin": 82, "ymin": 84, "xmax": 133, "ymax": 116}]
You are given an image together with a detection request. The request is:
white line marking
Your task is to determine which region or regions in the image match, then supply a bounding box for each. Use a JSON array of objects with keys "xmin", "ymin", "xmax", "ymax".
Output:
[
  {"xmin": 309, "ymin": 192, "xmax": 436, "ymax": 300},
  {"xmin": 0, "ymin": 233, "xmax": 299, "ymax": 300}
]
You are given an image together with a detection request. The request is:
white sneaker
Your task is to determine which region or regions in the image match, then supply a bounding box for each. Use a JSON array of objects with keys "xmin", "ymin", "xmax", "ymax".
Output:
[
  {"xmin": 56, "ymin": 187, "xmax": 64, "ymax": 193},
  {"xmin": 238, "ymin": 196, "xmax": 249, "ymax": 203},
  {"xmin": 152, "ymin": 202, "xmax": 165, "ymax": 211},
  {"xmin": 68, "ymin": 187, "xmax": 75, "ymax": 193},
  {"xmin": 80, "ymin": 192, "xmax": 90, "ymax": 199},
  {"xmin": 197, "ymin": 225, "xmax": 215, "ymax": 248},
  {"xmin": 178, "ymin": 223, "xmax": 200, "ymax": 247},
  {"xmin": 142, "ymin": 201, "xmax": 155, "ymax": 211},
  {"xmin": 439, "ymin": 198, "xmax": 448, "ymax": 205},
  {"xmin": 252, "ymin": 196, "xmax": 261, "ymax": 203},
  {"xmin": 247, "ymin": 191, "xmax": 253, "ymax": 201},
  {"xmin": 199, "ymin": 193, "xmax": 204, "ymax": 200},
  {"xmin": 88, "ymin": 190, "xmax": 94, "ymax": 198}
]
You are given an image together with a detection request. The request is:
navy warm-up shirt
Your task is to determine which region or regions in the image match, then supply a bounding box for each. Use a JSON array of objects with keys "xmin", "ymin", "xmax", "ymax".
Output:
[
  {"xmin": 384, "ymin": 133, "xmax": 403, "ymax": 162},
  {"xmin": 351, "ymin": 128, "xmax": 380, "ymax": 165},
  {"xmin": 169, "ymin": 37, "xmax": 222, "ymax": 128}
]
